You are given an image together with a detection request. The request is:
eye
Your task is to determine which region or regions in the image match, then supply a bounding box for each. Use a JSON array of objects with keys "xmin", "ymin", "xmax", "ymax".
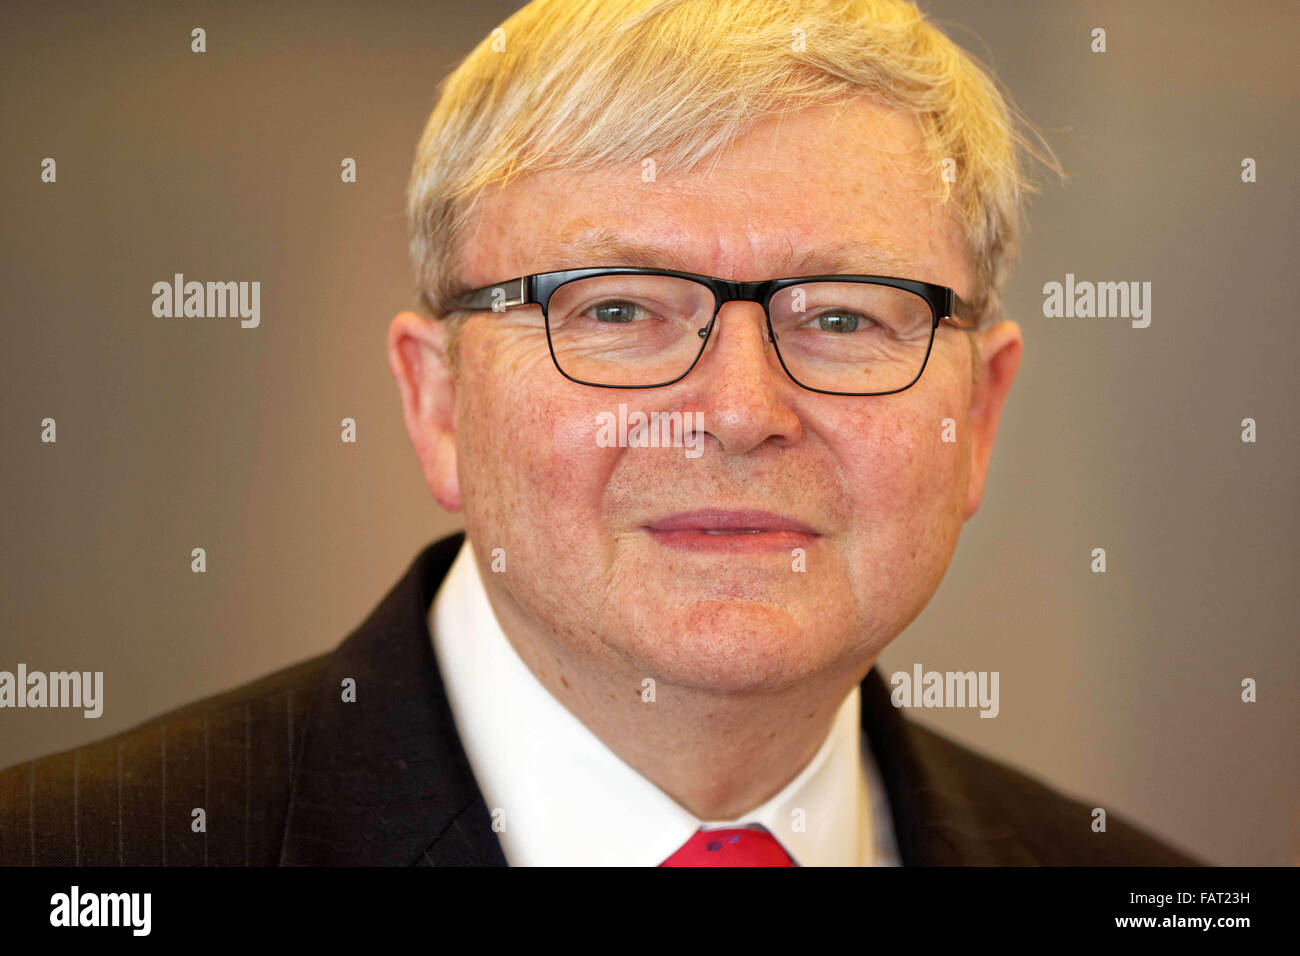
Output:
[
  {"xmin": 814, "ymin": 311, "xmax": 861, "ymax": 333},
  {"xmin": 589, "ymin": 300, "xmax": 644, "ymax": 323}
]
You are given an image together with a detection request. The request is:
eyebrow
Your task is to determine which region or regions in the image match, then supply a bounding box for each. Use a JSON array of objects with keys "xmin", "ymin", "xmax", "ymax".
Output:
[{"xmin": 530, "ymin": 226, "xmax": 919, "ymax": 280}]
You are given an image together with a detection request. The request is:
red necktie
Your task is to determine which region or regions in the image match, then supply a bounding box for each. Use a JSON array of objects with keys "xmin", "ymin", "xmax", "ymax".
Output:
[{"xmin": 659, "ymin": 826, "xmax": 796, "ymax": 866}]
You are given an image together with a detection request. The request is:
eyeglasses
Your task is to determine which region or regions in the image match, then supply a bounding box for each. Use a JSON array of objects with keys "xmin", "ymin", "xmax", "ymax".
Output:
[{"xmin": 451, "ymin": 267, "xmax": 976, "ymax": 395}]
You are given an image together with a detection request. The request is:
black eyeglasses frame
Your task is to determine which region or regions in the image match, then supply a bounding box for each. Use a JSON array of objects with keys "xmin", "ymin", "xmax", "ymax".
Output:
[{"xmin": 451, "ymin": 267, "xmax": 977, "ymax": 396}]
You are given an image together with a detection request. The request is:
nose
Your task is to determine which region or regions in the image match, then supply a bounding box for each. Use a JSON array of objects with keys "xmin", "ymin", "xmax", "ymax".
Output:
[{"xmin": 681, "ymin": 300, "xmax": 803, "ymax": 456}]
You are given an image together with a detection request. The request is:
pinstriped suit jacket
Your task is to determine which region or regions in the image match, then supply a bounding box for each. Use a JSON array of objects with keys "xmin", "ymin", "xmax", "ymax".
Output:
[{"xmin": 0, "ymin": 532, "xmax": 1202, "ymax": 866}]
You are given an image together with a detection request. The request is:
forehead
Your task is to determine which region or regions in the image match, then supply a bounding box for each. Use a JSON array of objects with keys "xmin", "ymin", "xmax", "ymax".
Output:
[{"xmin": 458, "ymin": 98, "xmax": 969, "ymax": 291}]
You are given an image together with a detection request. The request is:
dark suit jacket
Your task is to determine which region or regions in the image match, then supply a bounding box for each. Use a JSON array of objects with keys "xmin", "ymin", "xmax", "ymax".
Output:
[{"xmin": 0, "ymin": 532, "xmax": 1202, "ymax": 866}]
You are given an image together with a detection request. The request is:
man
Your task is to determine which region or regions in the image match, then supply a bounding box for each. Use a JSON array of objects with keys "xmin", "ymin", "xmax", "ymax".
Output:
[{"xmin": 1, "ymin": 0, "xmax": 1199, "ymax": 866}]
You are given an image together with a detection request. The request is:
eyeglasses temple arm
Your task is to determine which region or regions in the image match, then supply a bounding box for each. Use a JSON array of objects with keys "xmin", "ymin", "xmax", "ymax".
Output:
[
  {"xmin": 946, "ymin": 291, "xmax": 978, "ymax": 330},
  {"xmin": 453, "ymin": 276, "xmax": 530, "ymax": 311}
]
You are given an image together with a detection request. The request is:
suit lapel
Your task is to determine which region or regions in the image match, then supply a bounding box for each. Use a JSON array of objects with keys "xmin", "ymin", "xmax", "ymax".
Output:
[
  {"xmin": 859, "ymin": 666, "xmax": 1039, "ymax": 864},
  {"xmin": 279, "ymin": 532, "xmax": 505, "ymax": 866}
]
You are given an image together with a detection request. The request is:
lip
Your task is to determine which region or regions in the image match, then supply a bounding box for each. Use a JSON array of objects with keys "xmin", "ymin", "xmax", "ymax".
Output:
[{"xmin": 643, "ymin": 509, "xmax": 820, "ymax": 552}]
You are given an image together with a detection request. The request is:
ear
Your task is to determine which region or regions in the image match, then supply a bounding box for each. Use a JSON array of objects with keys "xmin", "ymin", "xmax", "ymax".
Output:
[
  {"xmin": 964, "ymin": 320, "xmax": 1023, "ymax": 520},
  {"xmin": 387, "ymin": 311, "xmax": 461, "ymax": 512}
]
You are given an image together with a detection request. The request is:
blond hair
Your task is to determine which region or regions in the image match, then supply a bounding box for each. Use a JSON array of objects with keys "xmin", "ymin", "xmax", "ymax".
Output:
[{"xmin": 407, "ymin": 0, "xmax": 1058, "ymax": 336}]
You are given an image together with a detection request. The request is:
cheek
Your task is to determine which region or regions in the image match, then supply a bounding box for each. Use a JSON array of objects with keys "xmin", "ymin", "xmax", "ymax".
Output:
[
  {"xmin": 883, "ymin": 344, "xmax": 971, "ymax": 515},
  {"xmin": 826, "ymin": 356, "xmax": 968, "ymax": 604},
  {"xmin": 455, "ymin": 327, "xmax": 619, "ymax": 555}
]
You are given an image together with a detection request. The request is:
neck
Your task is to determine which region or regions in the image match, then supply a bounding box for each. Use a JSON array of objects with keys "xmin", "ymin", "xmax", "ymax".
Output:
[{"xmin": 489, "ymin": 593, "xmax": 872, "ymax": 821}]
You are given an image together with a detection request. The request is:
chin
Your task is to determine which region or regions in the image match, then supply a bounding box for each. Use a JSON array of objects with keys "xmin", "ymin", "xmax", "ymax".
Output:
[{"xmin": 612, "ymin": 597, "xmax": 843, "ymax": 695}]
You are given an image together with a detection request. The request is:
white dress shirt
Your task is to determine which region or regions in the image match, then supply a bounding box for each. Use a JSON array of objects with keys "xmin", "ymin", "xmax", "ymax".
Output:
[{"xmin": 428, "ymin": 538, "xmax": 901, "ymax": 866}]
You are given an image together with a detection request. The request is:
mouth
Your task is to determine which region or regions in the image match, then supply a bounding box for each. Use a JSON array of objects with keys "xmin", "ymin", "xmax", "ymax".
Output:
[{"xmin": 642, "ymin": 509, "xmax": 820, "ymax": 553}]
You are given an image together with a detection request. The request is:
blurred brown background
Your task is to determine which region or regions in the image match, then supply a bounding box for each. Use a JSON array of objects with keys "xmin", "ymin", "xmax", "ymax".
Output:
[{"xmin": 1, "ymin": 0, "xmax": 1296, "ymax": 865}]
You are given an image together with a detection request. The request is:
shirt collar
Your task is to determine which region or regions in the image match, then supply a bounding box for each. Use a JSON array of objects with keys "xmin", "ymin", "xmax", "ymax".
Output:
[{"xmin": 430, "ymin": 537, "xmax": 871, "ymax": 866}]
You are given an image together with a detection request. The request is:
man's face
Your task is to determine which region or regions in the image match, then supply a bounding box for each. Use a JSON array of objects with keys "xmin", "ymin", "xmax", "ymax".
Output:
[{"xmin": 403, "ymin": 99, "xmax": 1018, "ymax": 694}]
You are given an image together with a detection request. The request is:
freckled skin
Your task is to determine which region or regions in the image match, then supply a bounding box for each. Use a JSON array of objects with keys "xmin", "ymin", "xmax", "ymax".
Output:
[{"xmin": 389, "ymin": 100, "xmax": 1023, "ymax": 821}]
